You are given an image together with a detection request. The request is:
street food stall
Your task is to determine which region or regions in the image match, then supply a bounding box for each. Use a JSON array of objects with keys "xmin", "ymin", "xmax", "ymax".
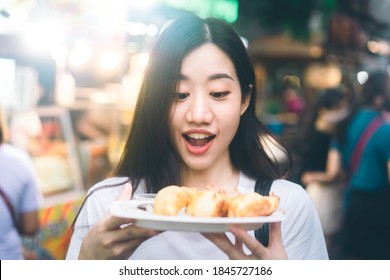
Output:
[{"xmin": 7, "ymin": 106, "xmax": 85, "ymax": 259}]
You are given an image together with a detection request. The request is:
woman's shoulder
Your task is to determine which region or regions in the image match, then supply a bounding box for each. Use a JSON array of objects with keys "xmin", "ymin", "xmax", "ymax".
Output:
[
  {"xmin": 86, "ymin": 177, "xmax": 130, "ymax": 202},
  {"xmin": 272, "ymin": 179, "xmax": 307, "ymax": 196},
  {"xmin": 272, "ymin": 179, "xmax": 305, "ymax": 192},
  {"xmin": 77, "ymin": 177, "xmax": 131, "ymax": 223},
  {"xmin": 88, "ymin": 177, "xmax": 129, "ymax": 192},
  {"xmin": 271, "ymin": 179, "xmax": 312, "ymax": 208}
]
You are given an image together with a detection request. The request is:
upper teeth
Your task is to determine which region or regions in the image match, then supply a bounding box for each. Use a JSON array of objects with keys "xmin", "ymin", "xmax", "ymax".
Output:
[{"xmin": 187, "ymin": 133, "xmax": 209, "ymax": 139}]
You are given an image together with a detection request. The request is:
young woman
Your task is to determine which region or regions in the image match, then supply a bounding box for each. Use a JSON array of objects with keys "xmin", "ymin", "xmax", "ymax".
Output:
[{"xmin": 66, "ymin": 15, "xmax": 328, "ymax": 260}]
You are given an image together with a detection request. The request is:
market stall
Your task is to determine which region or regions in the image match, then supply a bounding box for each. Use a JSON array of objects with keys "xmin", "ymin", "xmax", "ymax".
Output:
[{"xmin": 6, "ymin": 105, "xmax": 85, "ymax": 259}]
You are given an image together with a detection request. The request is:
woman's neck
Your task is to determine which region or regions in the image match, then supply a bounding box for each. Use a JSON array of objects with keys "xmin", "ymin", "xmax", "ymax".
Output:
[{"xmin": 180, "ymin": 161, "xmax": 239, "ymax": 193}]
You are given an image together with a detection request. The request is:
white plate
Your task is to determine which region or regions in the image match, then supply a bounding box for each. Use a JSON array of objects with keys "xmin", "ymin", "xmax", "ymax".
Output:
[{"xmin": 110, "ymin": 200, "xmax": 286, "ymax": 233}]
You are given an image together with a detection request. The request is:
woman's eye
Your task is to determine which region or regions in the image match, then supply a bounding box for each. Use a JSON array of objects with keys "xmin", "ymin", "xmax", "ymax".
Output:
[
  {"xmin": 210, "ymin": 91, "xmax": 230, "ymax": 99},
  {"xmin": 175, "ymin": 93, "xmax": 190, "ymax": 100}
]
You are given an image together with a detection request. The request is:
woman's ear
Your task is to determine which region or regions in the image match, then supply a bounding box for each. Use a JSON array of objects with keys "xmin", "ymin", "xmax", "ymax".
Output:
[{"xmin": 240, "ymin": 84, "xmax": 253, "ymax": 116}]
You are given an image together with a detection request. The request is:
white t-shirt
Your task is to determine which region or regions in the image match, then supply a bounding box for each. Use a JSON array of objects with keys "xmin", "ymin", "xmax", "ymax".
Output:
[
  {"xmin": 0, "ymin": 144, "xmax": 42, "ymax": 260},
  {"xmin": 66, "ymin": 174, "xmax": 329, "ymax": 260}
]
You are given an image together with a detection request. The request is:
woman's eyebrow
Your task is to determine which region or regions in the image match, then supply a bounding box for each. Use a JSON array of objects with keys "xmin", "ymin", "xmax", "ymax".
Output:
[
  {"xmin": 178, "ymin": 73, "xmax": 234, "ymax": 81},
  {"xmin": 208, "ymin": 73, "xmax": 234, "ymax": 81}
]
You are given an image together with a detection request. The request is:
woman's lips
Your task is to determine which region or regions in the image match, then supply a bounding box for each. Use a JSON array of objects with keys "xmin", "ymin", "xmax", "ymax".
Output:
[{"xmin": 182, "ymin": 132, "xmax": 216, "ymax": 155}]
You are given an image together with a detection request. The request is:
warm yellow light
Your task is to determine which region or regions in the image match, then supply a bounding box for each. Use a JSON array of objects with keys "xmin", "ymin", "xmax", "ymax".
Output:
[
  {"xmin": 304, "ymin": 63, "xmax": 342, "ymax": 89},
  {"xmin": 309, "ymin": 45, "xmax": 323, "ymax": 58},
  {"xmin": 367, "ymin": 40, "xmax": 390, "ymax": 55}
]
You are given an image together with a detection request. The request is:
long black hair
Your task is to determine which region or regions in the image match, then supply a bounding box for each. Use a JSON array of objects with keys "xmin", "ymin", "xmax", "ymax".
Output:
[{"xmin": 113, "ymin": 15, "xmax": 291, "ymax": 193}]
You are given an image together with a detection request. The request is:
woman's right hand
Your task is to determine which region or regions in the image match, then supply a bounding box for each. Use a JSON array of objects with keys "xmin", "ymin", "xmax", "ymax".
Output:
[
  {"xmin": 78, "ymin": 183, "xmax": 158, "ymax": 259},
  {"xmin": 203, "ymin": 222, "xmax": 288, "ymax": 260}
]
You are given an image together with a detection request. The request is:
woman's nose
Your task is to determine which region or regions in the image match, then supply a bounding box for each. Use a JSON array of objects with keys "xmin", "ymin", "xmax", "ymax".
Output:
[{"xmin": 186, "ymin": 94, "xmax": 213, "ymax": 124}]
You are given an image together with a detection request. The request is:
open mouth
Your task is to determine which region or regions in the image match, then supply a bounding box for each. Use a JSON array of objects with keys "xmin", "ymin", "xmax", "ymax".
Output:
[{"xmin": 183, "ymin": 133, "xmax": 216, "ymax": 146}]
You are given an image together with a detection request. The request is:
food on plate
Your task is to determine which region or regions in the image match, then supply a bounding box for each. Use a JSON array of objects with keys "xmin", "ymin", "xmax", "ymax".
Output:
[
  {"xmin": 186, "ymin": 190, "xmax": 230, "ymax": 217},
  {"xmin": 153, "ymin": 185, "xmax": 196, "ymax": 216},
  {"xmin": 152, "ymin": 185, "xmax": 280, "ymax": 218},
  {"xmin": 227, "ymin": 192, "xmax": 280, "ymax": 217}
]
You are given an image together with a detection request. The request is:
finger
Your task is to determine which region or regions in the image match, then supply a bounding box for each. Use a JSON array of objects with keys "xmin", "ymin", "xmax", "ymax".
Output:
[
  {"xmin": 234, "ymin": 235, "xmax": 243, "ymax": 251},
  {"xmin": 117, "ymin": 183, "xmax": 133, "ymax": 201},
  {"xmin": 101, "ymin": 213, "xmax": 135, "ymax": 232},
  {"xmin": 102, "ymin": 236, "xmax": 150, "ymax": 260},
  {"xmin": 229, "ymin": 225, "xmax": 267, "ymax": 257},
  {"xmin": 97, "ymin": 221, "xmax": 158, "ymax": 250},
  {"xmin": 120, "ymin": 223, "xmax": 158, "ymax": 239},
  {"xmin": 267, "ymin": 222, "xmax": 288, "ymax": 259},
  {"xmin": 268, "ymin": 221, "xmax": 283, "ymax": 245},
  {"xmin": 102, "ymin": 224, "xmax": 157, "ymax": 247}
]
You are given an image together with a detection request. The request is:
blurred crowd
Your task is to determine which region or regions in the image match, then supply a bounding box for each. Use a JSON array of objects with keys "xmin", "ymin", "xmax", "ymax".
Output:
[{"xmin": 272, "ymin": 70, "xmax": 390, "ymax": 259}]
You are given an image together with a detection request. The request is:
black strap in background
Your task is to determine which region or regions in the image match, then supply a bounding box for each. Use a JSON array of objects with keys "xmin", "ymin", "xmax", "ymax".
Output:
[{"xmin": 254, "ymin": 179, "xmax": 274, "ymax": 247}]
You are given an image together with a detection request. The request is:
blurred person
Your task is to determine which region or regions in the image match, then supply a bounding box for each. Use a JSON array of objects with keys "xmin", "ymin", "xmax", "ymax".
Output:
[
  {"xmin": 301, "ymin": 88, "xmax": 349, "ymax": 178},
  {"xmin": 0, "ymin": 106, "xmax": 42, "ymax": 260},
  {"xmin": 309, "ymin": 71, "xmax": 390, "ymax": 259},
  {"xmin": 299, "ymin": 88, "xmax": 349, "ymax": 257},
  {"xmin": 279, "ymin": 77, "xmax": 305, "ymax": 125},
  {"xmin": 336, "ymin": 70, "xmax": 390, "ymax": 259},
  {"xmin": 66, "ymin": 15, "xmax": 328, "ymax": 260},
  {"xmin": 282, "ymin": 86, "xmax": 305, "ymax": 117}
]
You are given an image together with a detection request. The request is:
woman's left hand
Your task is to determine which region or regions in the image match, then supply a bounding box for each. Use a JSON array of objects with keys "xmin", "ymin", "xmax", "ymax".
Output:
[{"xmin": 203, "ymin": 222, "xmax": 288, "ymax": 260}]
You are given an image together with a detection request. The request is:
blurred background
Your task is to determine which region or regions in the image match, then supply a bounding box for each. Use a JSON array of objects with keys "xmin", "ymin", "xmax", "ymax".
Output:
[{"xmin": 1, "ymin": 0, "xmax": 390, "ymax": 259}]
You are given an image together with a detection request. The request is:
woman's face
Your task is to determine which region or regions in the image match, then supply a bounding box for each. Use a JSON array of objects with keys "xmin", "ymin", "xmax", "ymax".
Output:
[{"xmin": 169, "ymin": 43, "xmax": 249, "ymax": 173}]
